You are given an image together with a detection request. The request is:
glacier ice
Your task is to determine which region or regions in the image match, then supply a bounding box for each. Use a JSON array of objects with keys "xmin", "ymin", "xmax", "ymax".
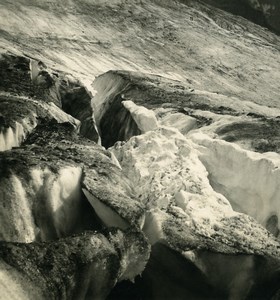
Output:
[
  {"xmin": 0, "ymin": 121, "xmax": 34, "ymax": 152},
  {"xmin": 0, "ymin": 229, "xmax": 150, "ymax": 300},
  {"xmin": 0, "ymin": 175, "xmax": 37, "ymax": 243},
  {"xmin": 122, "ymin": 100, "xmax": 158, "ymax": 133},
  {"xmin": 82, "ymin": 189, "xmax": 129, "ymax": 230},
  {"xmin": 191, "ymin": 132, "xmax": 280, "ymax": 235}
]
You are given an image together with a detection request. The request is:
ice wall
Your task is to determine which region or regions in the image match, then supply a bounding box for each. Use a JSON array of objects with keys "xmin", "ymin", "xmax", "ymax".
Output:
[
  {"xmin": 0, "ymin": 119, "xmax": 36, "ymax": 152},
  {"xmin": 0, "ymin": 175, "xmax": 37, "ymax": 243},
  {"xmin": 0, "ymin": 166, "xmax": 84, "ymax": 242},
  {"xmin": 191, "ymin": 132, "xmax": 280, "ymax": 233}
]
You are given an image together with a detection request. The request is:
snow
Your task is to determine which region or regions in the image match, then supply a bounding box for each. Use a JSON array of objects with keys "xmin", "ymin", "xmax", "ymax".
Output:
[
  {"xmin": 122, "ymin": 100, "xmax": 158, "ymax": 133},
  {"xmin": 46, "ymin": 102, "xmax": 80, "ymax": 127},
  {"xmin": 110, "ymin": 151, "xmax": 122, "ymax": 169},
  {"xmin": 0, "ymin": 175, "xmax": 36, "ymax": 243},
  {"xmin": 0, "ymin": 166, "xmax": 85, "ymax": 242},
  {"xmin": 190, "ymin": 132, "xmax": 280, "ymax": 229},
  {"xmin": 111, "ymin": 124, "xmax": 238, "ymax": 239},
  {"xmin": 92, "ymin": 72, "xmax": 128, "ymax": 127},
  {"xmin": 142, "ymin": 209, "xmax": 166, "ymax": 244},
  {"xmin": 159, "ymin": 112, "xmax": 197, "ymax": 135},
  {"xmin": 0, "ymin": 91, "xmax": 79, "ymax": 152},
  {"xmin": 0, "ymin": 121, "xmax": 34, "ymax": 152},
  {"xmin": 83, "ymin": 189, "xmax": 129, "ymax": 230},
  {"xmin": 30, "ymin": 166, "xmax": 83, "ymax": 239}
]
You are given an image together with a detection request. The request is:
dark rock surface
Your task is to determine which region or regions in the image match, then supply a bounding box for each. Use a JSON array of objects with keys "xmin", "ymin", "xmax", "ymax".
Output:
[
  {"xmin": 0, "ymin": 229, "xmax": 150, "ymax": 299},
  {"xmin": 199, "ymin": 0, "xmax": 280, "ymax": 34}
]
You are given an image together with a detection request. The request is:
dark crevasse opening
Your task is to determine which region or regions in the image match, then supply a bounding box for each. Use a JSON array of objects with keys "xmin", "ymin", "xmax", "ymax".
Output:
[
  {"xmin": 99, "ymin": 94, "xmax": 141, "ymax": 148},
  {"xmin": 107, "ymin": 243, "xmax": 224, "ymax": 300},
  {"xmin": 107, "ymin": 243, "xmax": 280, "ymax": 300},
  {"xmin": 60, "ymin": 85, "xmax": 99, "ymax": 142},
  {"xmin": 246, "ymin": 255, "xmax": 280, "ymax": 300}
]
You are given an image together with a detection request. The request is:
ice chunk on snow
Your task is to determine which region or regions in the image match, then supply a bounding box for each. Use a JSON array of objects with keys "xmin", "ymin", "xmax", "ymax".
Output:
[
  {"xmin": 111, "ymin": 125, "xmax": 237, "ymax": 239},
  {"xmin": 160, "ymin": 112, "xmax": 197, "ymax": 135},
  {"xmin": 122, "ymin": 100, "xmax": 158, "ymax": 133},
  {"xmin": 83, "ymin": 189, "xmax": 129, "ymax": 230}
]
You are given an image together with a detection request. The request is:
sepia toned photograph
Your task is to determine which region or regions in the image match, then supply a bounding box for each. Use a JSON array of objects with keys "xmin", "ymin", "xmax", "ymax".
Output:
[{"xmin": 0, "ymin": 0, "xmax": 280, "ymax": 299}]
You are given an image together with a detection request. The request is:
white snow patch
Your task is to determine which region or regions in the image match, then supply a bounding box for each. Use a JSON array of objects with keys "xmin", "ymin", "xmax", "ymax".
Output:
[
  {"xmin": 143, "ymin": 209, "xmax": 166, "ymax": 244},
  {"xmin": 190, "ymin": 132, "xmax": 280, "ymax": 227},
  {"xmin": 111, "ymin": 125, "xmax": 237, "ymax": 238},
  {"xmin": 122, "ymin": 100, "xmax": 158, "ymax": 133},
  {"xmin": 83, "ymin": 189, "xmax": 129, "ymax": 230},
  {"xmin": 159, "ymin": 112, "xmax": 197, "ymax": 135}
]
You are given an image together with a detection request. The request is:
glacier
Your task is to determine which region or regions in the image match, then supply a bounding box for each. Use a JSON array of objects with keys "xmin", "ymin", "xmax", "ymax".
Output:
[{"xmin": 0, "ymin": 0, "xmax": 280, "ymax": 299}]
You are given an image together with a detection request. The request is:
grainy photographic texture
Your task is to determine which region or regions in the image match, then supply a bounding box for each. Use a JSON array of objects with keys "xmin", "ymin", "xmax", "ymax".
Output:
[{"xmin": 0, "ymin": 0, "xmax": 280, "ymax": 299}]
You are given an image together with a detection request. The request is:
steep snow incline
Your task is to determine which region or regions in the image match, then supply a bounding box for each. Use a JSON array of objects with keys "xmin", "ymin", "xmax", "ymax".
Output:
[{"xmin": 1, "ymin": 0, "xmax": 280, "ymax": 109}]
